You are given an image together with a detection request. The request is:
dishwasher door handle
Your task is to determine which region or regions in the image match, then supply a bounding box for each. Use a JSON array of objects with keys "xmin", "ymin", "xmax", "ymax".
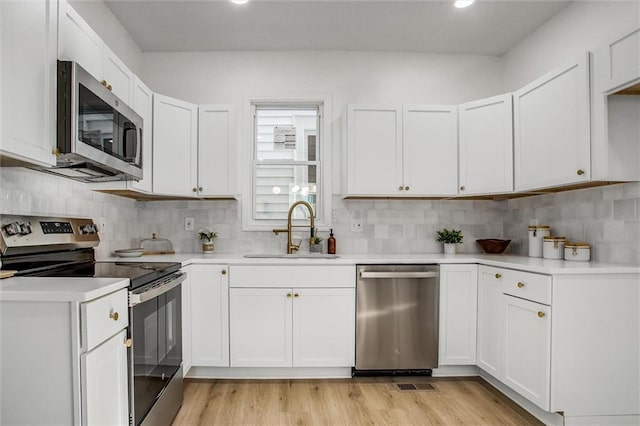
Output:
[{"xmin": 359, "ymin": 271, "xmax": 439, "ymax": 279}]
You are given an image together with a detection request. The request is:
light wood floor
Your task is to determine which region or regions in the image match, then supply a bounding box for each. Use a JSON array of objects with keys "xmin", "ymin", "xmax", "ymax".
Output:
[{"xmin": 172, "ymin": 376, "xmax": 542, "ymax": 425}]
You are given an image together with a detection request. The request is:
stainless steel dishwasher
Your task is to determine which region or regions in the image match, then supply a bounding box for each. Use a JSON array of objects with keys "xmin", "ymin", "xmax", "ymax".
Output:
[{"xmin": 355, "ymin": 264, "xmax": 439, "ymax": 374}]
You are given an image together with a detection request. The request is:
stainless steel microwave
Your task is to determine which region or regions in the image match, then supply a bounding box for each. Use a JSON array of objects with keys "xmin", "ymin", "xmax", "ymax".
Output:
[{"xmin": 44, "ymin": 61, "xmax": 143, "ymax": 182}]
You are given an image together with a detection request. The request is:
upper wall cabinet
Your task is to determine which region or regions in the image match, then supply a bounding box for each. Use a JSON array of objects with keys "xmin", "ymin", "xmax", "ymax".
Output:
[
  {"xmin": 0, "ymin": 0, "xmax": 57, "ymax": 167},
  {"xmin": 58, "ymin": 0, "xmax": 134, "ymax": 105},
  {"xmin": 198, "ymin": 105, "xmax": 236, "ymax": 197},
  {"xmin": 598, "ymin": 25, "xmax": 640, "ymax": 93},
  {"xmin": 513, "ymin": 53, "xmax": 591, "ymax": 192},
  {"xmin": 459, "ymin": 94, "xmax": 513, "ymax": 196},
  {"xmin": 153, "ymin": 94, "xmax": 198, "ymax": 197},
  {"xmin": 345, "ymin": 105, "xmax": 457, "ymax": 197}
]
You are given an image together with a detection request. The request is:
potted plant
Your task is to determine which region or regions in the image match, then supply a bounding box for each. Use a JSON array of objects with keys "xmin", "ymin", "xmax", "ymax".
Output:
[
  {"xmin": 198, "ymin": 228, "xmax": 218, "ymax": 253},
  {"xmin": 309, "ymin": 236, "xmax": 323, "ymax": 253},
  {"xmin": 436, "ymin": 228, "xmax": 463, "ymax": 254}
]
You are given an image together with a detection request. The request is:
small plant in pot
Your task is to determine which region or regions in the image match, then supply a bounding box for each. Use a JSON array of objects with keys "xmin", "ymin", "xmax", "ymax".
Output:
[
  {"xmin": 436, "ymin": 228, "xmax": 463, "ymax": 254},
  {"xmin": 198, "ymin": 228, "xmax": 218, "ymax": 254},
  {"xmin": 309, "ymin": 236, "xmax": 324, "ymax": 253}
]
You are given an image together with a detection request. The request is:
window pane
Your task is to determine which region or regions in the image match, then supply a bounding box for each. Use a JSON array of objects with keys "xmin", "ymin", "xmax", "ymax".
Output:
[
  {"xmin": 254, "ymin": 164, "xmax": 318, "ymax": 220},
  {"xmin": 255, "ymin": 108, "xmax": 318, "ymax": 162}
]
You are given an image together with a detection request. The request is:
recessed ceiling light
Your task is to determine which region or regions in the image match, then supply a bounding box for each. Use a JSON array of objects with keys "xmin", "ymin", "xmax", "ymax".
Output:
[
  {"xmin": 230, "ymin": 0, "xmax": 249, "ymax": 4},
  {"xmin": 454, "ymin": 0, "xmax": 475, "ymax": 8}
]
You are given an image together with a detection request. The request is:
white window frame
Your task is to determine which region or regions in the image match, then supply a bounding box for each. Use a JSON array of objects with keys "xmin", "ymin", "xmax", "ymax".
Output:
[{"xmin": 241, "ymin": 94, "xmax": 333, "ymax": 232}]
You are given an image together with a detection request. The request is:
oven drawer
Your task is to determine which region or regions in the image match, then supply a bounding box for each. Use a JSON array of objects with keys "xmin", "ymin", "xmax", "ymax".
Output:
[
  {"xmin": 501, "ymin": 269, "xmax": 551, "ymax": 305},
  {"xmin": 81, "ymin": 288, "xmax": 129, "ymax": 351}
]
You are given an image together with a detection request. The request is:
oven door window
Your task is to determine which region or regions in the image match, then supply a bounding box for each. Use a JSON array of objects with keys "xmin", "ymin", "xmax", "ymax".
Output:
[{"xmin": 131, "ymin": 284, "xmax": 182, "ymax": 425}]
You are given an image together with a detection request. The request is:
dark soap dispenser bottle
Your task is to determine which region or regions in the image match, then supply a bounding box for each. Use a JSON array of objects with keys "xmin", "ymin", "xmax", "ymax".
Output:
[{"xmin": 328, "ymin": 228, "xmax": 336, "ymax": 254}]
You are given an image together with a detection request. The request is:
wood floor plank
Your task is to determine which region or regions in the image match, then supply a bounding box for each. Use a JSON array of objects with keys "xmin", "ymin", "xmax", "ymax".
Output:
[{"xmin": 172, "ymin": 377, "xmax": 543, "ymax": 426}]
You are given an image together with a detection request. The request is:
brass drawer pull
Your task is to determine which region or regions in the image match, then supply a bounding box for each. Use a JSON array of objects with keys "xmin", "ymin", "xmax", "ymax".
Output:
[
  {"xmin": 124, "ymin": 338, "xmax": 132, "ymax": 348},
  {"xmin": 495, "ymin": 273, "xmax": 502, "ymax": 279},
  {"xmin": 537, "ymin": 311, "xmax": 546, "ymax": 318},
  {"xmin": 109, "ymin": 311, "xmax": 119, "ymax": 321},
  {"xmin": 517, "ymin": 282, "xmax": 525, "ymax": 288}
]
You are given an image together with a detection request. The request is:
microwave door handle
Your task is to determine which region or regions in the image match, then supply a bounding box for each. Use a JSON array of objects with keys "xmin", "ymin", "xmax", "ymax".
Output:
[{"xmin": 136, "ymin": 127, "xmax": 142, "ymax": 166}]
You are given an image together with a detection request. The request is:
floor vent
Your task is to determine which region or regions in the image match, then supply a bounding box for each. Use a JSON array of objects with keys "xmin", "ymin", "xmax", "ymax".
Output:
[{"xmin": 394, "ymin": 383, "xmax": 436, "ymax": 392}]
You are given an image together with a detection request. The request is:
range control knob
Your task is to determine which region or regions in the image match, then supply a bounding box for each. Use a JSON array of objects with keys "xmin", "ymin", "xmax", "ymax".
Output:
[
  {"xmin": 2, "ymin": 222, "xmax": 20, "ymax": 236},
  {"xmin": 18, "ymin": 222, "xmax": 32, "ymax": 235}
]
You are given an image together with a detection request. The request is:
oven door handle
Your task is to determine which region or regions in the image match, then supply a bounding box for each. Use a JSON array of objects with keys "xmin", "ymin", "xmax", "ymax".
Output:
[
  {"xmin": 359, "ymin": 271, "xmax": 439, "ymax": 279},
  {"xmin": 129, "ymin": 272, "xmax": 186, "ymax": 306}
]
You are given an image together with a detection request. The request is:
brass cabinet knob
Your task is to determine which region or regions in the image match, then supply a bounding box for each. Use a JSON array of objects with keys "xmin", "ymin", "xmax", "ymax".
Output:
[
  {"xmin": 198, "ymin": 187, "xmax": 203, "ymax": 192},
  {"xmin": 124, "ymin": 338, "xmax": 132, "ymax": 348},
  {"xmin": 517, "ymin": 282, "xmax": 525, "ymax": 288},
  {"xmin": 109, "ymin": 311, "xmax": 119, "ymax": 321},
  {"xmin": 405, "ymin": 186, "xmax": 410, "ymax": 191},
  {"xmin": 101, "ymin": 80, "xmax": 107, "ymax": 87},
  {"xmin": 107, "ymin": 84, "xmax": 112, "ymax": 91},
  {"xmin": 52, "ymin": 148, "xmax": 61, "ymax": 156},
  {"xmin": 398, "ymin": 186, "xmax": 404, "ymax": 191},
  {"xmin": 537, "ymin": 311, "xmax": 546, "ymax": 318},
  {"xmin": 286, "ymin": 293, "xmax": 292, "ymax": 298},
  {"xmin": 460, "ymin": 186, "xmax": 465, "ymax": 191},
  {"xmin": 192, "ymin": 188, "xmax": 197, "ymax": 192},
  {"xmin": 221, "ymin": 270, "xmax": 227, "ymax": 275},
  {"xmin": 577, "ymin": 169, "xmax": 585, "ymax": 176},
  {"xmin": 294, "ymin": 293, "xmax": 299, "ymax": 298},
  {"xmin": 495, "ymin": 273, "xmax": 502, "ymax": 279}
]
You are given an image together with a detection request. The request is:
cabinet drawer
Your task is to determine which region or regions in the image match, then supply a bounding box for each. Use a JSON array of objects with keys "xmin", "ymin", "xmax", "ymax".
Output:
[
  {"xmin": 501, "ymin": 270, "xmax": 551, "ymax": 305},
  {"xmin": 81, "ymin": 288, "xmax": 128, "ymax": 351},
  {"xmin": 230, "ymin": 265, "xmax": 355, "ymax": 288}
]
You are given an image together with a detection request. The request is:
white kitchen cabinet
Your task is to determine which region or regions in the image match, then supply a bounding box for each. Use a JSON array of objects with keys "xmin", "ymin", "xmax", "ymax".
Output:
[
  {"xmin": 476, "ymin": 266, "xmax": 504, "ymax": 378},
  {"xmin": 58, "ymin": 0, "xmax": 134, "ymax": 104},
  {"xmin": 181, "ymin": 266, "xmax": 192, "ymax": 376},
  {"xmin": 0, "ymin": 0, "xmax": 57, "ymax": 167},
  {"xmin": 345, "ymin": 104, "xmax": 457, "ymax": 196},
  {"xmin": 503, "ymin": 295, "xmax": 551, "ymax": 411},
  {"xmin": 459, "ymin": 94, "xmax": 513, "ymax": 195},
  {"xmin": 438, "ymin": 265, "xmax": 477, "ymax": 366},
  {"xmin": 597, "ymin": 25, "xmax": 640, "ymax": 93},
  {"xmin": 197, "ymin": 105, "xmax": 236, "ymax": 197},
  {"xmin": 153, "ymin": 94, "xmax": 198, "ymax": 196},
  {"xmin": 81, "ymin": 328, "xmax": 129, "ymax": 425},
  {"xmin": 230, "ymin": 287, "xmax": 293, "ymax": 367},
  {"xmin": 402, "ymin": 105, "xmax": 458, "ymax": 196},
  {"xmin": 513, "ymin": 53, "xmax": 591, "ymax": 191},
  {"xmin": 0, "ymin": 287, "xmax": 129, "ymax": 425},
  {"xmin": 190, "ymin": 264, "xmax": 230, "ymax": 367},
  {"xmin": 346, "ymin": 105, "xmax": 402, "ymax": 195},
  {"xmin": 292, "ymin": 288, "xmax": 355, "ymax": 367}
]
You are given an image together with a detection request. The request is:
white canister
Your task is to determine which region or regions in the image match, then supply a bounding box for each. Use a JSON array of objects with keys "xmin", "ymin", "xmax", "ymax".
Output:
[
  {"xmin": 564, "ymin": 242, "xmax": 591, "ymax": 261},
  {"xmin": 528, "ymin": 225, "xmax": 551, "ymax": 257},
  {"xmin": 543, "ymin": 236, "xmax": 567, "ymax": 259}
]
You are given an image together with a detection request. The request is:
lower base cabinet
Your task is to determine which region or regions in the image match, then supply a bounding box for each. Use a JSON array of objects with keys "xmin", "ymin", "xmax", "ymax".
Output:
[{"xmin": 229, "ymin": 286, "xmax": 355, "ymax": 368}]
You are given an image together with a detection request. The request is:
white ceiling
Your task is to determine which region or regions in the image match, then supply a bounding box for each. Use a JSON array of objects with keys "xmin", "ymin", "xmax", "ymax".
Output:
[{"xmin": 105, "ymin": 0, "xmax": 571, "ymax": 56}]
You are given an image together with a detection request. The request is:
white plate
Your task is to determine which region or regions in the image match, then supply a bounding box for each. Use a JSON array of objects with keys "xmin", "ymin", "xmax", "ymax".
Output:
[{"xmin": 114, "ymin": 249, "xmax": 144, "ymax": 258}]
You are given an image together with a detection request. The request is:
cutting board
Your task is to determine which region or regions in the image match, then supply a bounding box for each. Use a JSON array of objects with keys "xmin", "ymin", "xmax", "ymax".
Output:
[{"xmin": 0, "ymin": 270, "xmax": 18, "ymax": 279}]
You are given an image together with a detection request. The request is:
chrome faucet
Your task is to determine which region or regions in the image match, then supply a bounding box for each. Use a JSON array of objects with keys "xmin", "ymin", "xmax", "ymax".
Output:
[{"xmin": 272, "ymin": 201, "xmax": 315, "ymax": 254}]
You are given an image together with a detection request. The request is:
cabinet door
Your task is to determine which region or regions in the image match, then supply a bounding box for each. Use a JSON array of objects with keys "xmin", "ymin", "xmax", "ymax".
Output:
[
  {"xmin": 459, "ymin": 94, "xmax": 513, "ymax": 195},
  {"xmin": 230, "ymin": 288, "xmax": 292, "ymax": 367},
  {"xmin": 0, "ymin": 0, "xmax": 57, "ymax": 167},
  {"xmin": 439, "ymin": 265, "xmax": 478, "ymax": 366},
  {"xmin": 58, "ymin": 0, "xmax": 103, "ymax": 81},
  {"xmin": 81, "ymin": 329, "xmax": 129, "ymax": 426},
  {"xmin": 181, "ymin": 266, "xmax": 192, "ymax": 376},
  {"xmin": 102, "ymin": 45, "xmax": 134, "ymax": 106},
  {"xmin": 477, "ymin": 266, "xmax": 504, "ymax": 378},
  {"xmin": 190, "ymin": 265, "xmax": 229, "ymax": 367},
  {"xmin": 153, "ymin": 94, "xmax": 198, "ymax": 196},
  {"xmin": 131, "ymin": 77, "xmax": 154, "ymax": 193},
  {"xmin": 292, "ymin": 288, "xmax": 355, "ymax": 367},
  {"xmin": 600, "ymin": 25, "xmax": 640, "ymax": 92},
  {"xmin": 514, "ymin": 53, "xmax": 590, "ymax": 191},
  {"xmin": 503, "ymin": 296, "xmax": 551, "ymax": 411},
  {"xmin": 346, "ymin": 105, "xmax": 402, "ymax": 195},
  {"xmin": 402, "ymin": 105, "xmax": 458, "ymax": 196},
  {"xmin": 198, "ymin": 105, "xmax": 236, "ymax": 196}
]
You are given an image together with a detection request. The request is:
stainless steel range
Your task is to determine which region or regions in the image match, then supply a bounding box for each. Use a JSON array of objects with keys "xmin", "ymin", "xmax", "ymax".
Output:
[{"xmin": 0, "ymin": 215, "xmax": 185, "ymax": 426}]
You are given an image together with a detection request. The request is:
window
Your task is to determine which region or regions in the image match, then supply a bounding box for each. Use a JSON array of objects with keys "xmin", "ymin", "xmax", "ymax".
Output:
[{"xmin": 242, "ymin": 96, "xmax": 332, "ymax": 231}]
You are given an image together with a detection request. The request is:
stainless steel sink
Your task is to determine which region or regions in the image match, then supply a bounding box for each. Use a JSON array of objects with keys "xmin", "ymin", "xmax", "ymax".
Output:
[{"xmin": 243, "ymin": 253, "xmax": 340, "ymax": 259}]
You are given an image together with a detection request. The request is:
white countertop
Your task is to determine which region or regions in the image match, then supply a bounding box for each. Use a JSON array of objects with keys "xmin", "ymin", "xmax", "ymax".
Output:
[
  {"xmin": 99, "ymin": 253, "xmax": 640, "ymax": 275},
  {"xmin": 0, "ymin": 277, "xmax": 129, "ymax": 302}
]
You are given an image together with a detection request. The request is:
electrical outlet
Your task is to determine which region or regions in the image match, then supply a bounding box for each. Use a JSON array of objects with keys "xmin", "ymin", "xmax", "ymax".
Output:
[
  {"xmin": 97, "ymin": 217, "xmax": 107, "ymax": 233},
  {"xmin": 351, "ymin": 221, "xmax": 363, "ymax": 232},
  {"xmin": 185, "ymin": 217, "xmax": 194, "ymax": 231}
]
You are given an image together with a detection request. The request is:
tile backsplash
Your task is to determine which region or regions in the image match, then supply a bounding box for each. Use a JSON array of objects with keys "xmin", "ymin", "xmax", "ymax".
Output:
[{"xmin": 1, "ymin": 167, "xmax": 639, "ymax": 264}]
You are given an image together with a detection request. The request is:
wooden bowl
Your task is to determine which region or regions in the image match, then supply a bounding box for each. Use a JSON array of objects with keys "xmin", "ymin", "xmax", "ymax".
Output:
[{"xmin": 476, "ymin": 239, "xmax": 511, "ymax": 254}]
